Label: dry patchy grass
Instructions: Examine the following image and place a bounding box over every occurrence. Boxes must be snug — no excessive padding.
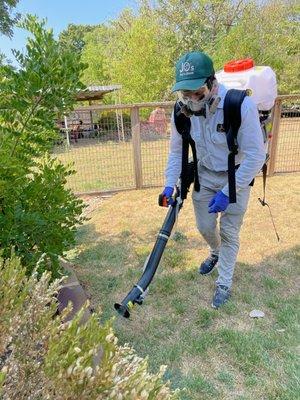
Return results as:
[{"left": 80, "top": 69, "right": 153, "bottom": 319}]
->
[{"left": 68, "top": 173, "right": 300, "bottom": 400}]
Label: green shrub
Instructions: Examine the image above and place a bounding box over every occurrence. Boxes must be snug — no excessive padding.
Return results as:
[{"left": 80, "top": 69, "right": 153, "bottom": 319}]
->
[
  {"left": 0, "top": 15, "right": 86, "bottom": 277},
  {"left": 0, "top": 255, "right": 180, "bottom": 399}
]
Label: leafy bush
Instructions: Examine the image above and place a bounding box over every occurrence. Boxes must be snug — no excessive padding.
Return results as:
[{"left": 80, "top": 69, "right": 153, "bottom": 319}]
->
[
  {"left": 0, "top": 255, "right": 180, "bottom": 399},
  {"left": 0, "top": 15, "right": 86, "bottom": 277}
]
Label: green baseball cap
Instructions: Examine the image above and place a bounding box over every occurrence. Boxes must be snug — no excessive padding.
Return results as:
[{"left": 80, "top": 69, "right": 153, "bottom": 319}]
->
[{"left": 172, "top": 51, "right": 215, "bottom": 92}]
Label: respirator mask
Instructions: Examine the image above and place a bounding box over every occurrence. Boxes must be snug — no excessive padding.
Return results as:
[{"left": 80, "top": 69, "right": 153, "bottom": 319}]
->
[{"left": 178, "top": 78, "right": 220, "bottom": 117}]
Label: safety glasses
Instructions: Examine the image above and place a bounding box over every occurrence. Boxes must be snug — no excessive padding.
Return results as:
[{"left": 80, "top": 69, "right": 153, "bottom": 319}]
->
[{"left": 178, "top": 84, "right": 210, "bottom": 103}]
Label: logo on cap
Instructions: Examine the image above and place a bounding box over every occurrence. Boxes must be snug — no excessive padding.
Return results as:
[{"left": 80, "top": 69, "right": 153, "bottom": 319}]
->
[{"left": 179, "top": 62, "right": 195, "bottom": 76}]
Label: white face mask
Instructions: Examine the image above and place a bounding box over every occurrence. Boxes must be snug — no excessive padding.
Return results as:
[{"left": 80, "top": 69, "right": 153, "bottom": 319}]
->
[
  {"left": 178, "top": 81, "right": 219, "bottom": 115},
  {"left": 178, "top": 85, "right": 210, "bottom": 109}
]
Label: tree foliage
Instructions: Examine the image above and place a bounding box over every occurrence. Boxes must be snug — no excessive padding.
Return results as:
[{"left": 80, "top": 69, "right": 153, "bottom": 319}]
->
[
  {"left": 213, "top": 0, "right": 300, "bottom": 92},
  {"left": 80, "top": 24, "right": 110, "bottom": 86},
  {"left": 81, "top": 7, "right": 174, "bottom": 103},
  {"left": 106, "top": 7, "right": 173, "bottom": 103},
  {"left": 79, "top": 0, "right": 299, "bottom": 97},
  {"left": 154, "top": 0, "right": 251, "bottom": 58},
  {"left": 58, "top": 23, "right": 96, "bottom": 54},
  {"left": 0, "top": 0, "right": 20, "bottom": 37},
  {"left": 0, "top": 15, "right": 86, "bottom": 277}
]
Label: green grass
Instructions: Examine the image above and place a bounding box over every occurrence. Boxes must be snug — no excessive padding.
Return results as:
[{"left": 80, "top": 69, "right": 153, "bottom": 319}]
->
[
  {"left": 68, "top": 173, "right": 300, "bottom": 399},
  {"left": 195, "top": 308, "right": 217, "bottom": 328},
  {"left": 54, "top": 138, "right": 169, "bottom": 192}
]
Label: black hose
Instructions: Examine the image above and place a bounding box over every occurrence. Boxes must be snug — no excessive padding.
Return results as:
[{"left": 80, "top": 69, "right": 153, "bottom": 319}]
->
[
  {"left": 114, "top": 163, "right": 197, "bottom": 319},
  {"left": 114, "top": 199, "right": 180, "bottom": 318}
]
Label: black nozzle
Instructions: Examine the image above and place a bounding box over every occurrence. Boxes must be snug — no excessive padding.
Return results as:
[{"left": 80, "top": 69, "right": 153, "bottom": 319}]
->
[{"left": 114, "top": 303, "right": 131, "bottom": 318}]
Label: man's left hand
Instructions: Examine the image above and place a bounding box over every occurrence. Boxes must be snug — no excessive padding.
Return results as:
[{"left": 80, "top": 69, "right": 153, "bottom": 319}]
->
[{"left": 208, "top": 191, "right": 229, "bottom": 213}]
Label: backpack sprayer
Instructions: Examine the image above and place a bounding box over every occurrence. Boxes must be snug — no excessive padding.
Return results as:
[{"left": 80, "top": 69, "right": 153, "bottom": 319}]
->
[{"left": 216, "top": 59, "right": 280, "bottom": 241}]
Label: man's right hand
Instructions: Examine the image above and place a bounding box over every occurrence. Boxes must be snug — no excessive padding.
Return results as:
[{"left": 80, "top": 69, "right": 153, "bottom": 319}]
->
[{"left": 158, "top": 186, "right": 174, "bottom": 207}]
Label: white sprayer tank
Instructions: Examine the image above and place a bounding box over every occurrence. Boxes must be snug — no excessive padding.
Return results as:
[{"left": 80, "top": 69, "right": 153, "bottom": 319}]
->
[{"left": 216, "top": 59, "right": 277, "bottom": 111}]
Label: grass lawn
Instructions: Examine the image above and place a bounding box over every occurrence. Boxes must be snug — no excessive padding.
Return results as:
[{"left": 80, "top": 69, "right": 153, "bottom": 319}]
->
[
  {"left": 54, "top": 138, "right": 170, "bottom": 193},
  {"left": 67, "top": 173, "right": 300, "bottom": 400}
]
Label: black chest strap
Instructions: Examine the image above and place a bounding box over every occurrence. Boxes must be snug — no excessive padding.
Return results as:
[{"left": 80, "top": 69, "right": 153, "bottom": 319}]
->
[
  {"left": 223, "top": 89, "right": 248, "bottom": 203},
  {"left": 174, "top": 102, "right": 200, "bottom": 200}
]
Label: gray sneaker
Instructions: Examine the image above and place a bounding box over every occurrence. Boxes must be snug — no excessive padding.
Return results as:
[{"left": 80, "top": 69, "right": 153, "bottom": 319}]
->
[
  {"left": 199, "top": 254, "right": 218, "bottom": 275},
  {"left": 212, "top": 285, "right": 231, "bottom": 309}
]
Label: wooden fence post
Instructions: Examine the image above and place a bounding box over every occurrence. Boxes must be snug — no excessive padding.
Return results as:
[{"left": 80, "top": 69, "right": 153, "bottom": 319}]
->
[
  {"left": 131, "top": 106, "right": 143, "bottom": 189},
  {"left": 268, "top": 99, "right": 282, "bottom": 176}
]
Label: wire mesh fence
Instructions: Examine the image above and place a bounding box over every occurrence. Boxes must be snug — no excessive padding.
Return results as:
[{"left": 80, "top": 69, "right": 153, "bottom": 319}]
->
[
  {"left": 271, "top": 96, "right": 300, "bottom": 173},
  {"left": 52, "top": 96, "right": 300, "bottom": 194},
  {"left": 53, "top": 106, "right": 134, "bottom": 192},
  {"left": 53, "top": 103, "right": 174, "bottom": 193},
  {"left": 139, "top": 106, "right": 173, "bottom": 187}
]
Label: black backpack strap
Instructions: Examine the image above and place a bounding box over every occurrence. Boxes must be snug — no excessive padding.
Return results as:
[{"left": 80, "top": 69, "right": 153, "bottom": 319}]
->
[
  {"left": 174, "top": 102, "right": 200, "bottom": 200},
  {"left": 190, "top": 140, "right": 200, "bottom": 192},
  {"left": 174, "top": 101, "right": 191, "bottom": 137},
  {"left": 223, "top": 89, "right": 248, "bottom": 203}
]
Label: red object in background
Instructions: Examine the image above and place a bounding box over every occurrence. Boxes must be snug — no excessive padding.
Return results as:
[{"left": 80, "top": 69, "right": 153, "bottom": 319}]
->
[
  {"left": 148, "top": 107, "right": 167, "bottom": 135},
  {"left": 224, "top": 58, "right": 254, "bottom": 73}
]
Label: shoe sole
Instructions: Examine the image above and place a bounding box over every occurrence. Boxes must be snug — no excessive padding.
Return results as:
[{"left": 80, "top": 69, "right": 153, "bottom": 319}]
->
[
  {"left": 199, "top": 266, "right": 217, "bottom": 276},
  {"left": 211, "top": 298, "right": 230, "bottom": 309},
  {"left": 199, "top": 259, "right": 219, "bottom": 275}
]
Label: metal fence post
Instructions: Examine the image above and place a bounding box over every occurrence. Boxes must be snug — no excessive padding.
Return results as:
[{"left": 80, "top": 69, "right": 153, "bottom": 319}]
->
[
  {"left": 131, "top": 106, "right": 143, "bottom": 189},
  {"left": 268, "top": 99, "right": 282, "bottom": 176},
  {"left": 64, "top": 115, "right": 70, "bottom": 148}
]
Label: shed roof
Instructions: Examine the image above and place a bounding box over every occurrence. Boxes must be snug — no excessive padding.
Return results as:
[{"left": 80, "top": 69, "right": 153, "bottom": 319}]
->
[{"left": 76, "top": 85, "right": 122, "bottom": 101}]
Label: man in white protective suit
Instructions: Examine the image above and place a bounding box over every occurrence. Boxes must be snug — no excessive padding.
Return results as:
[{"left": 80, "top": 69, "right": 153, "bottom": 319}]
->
[{"left": 160, "top": 51, "right": 266, "bottom": 309}]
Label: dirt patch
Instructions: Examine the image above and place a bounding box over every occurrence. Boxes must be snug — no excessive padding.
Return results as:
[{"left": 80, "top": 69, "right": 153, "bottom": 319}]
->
[{"left": 79, "top": 193, "right": 115, "bottom": 218}]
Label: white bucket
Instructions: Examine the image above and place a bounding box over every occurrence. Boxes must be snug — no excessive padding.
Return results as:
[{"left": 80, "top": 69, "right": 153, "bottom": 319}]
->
[{"left": 216, "top": 61, "right": 277, "bottom": 111}]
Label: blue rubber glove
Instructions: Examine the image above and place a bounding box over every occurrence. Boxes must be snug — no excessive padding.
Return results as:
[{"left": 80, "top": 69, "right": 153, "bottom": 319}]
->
[
  {"left": 208, "top": 191, "right": 229, "bottom": 213},
  {"left": 159, "top": 186, "right": 174, "bottom": 207}
]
